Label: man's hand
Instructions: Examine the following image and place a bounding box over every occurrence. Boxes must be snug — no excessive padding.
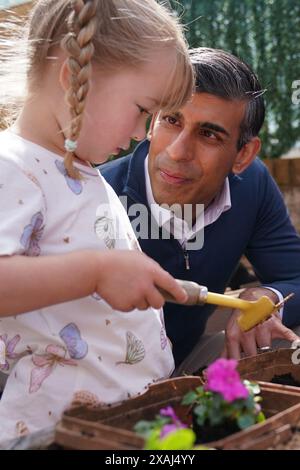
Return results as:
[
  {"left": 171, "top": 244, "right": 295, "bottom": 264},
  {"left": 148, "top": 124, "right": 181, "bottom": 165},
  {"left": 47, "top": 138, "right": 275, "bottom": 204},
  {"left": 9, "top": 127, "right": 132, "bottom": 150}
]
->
[{"left": 222, "top": 287, "right": 300, "bottom": 359}]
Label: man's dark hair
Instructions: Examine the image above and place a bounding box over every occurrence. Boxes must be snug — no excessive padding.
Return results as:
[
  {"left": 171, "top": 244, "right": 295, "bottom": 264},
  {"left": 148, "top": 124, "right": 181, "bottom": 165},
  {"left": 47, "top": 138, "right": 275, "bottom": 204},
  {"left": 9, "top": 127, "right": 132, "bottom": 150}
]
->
[{"left": 189, "top": 48, "right": 266, "bottom": 150}]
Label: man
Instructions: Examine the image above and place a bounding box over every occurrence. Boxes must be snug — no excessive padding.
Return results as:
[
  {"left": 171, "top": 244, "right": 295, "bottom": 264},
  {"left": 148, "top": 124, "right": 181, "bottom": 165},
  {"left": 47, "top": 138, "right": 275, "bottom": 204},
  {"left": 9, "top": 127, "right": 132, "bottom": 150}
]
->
[{"left": 101, "top": 48, "right": 300, "bottom": 373}]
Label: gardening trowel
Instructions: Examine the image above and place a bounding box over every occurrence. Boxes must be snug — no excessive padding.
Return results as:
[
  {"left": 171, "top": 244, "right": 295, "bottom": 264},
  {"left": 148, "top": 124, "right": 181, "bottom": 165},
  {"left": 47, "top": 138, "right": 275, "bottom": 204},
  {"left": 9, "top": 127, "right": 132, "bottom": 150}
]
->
[{"left": 160, "top": 279, "right": 294, "bottom": 332}]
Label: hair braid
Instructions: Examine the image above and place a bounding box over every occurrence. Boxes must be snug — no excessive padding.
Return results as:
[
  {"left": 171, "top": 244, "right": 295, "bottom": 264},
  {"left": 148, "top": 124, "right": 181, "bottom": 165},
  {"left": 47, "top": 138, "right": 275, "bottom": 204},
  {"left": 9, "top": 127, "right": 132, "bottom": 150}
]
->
[{"left": 61, "top": 0, "right": 98, "bottom": 178}]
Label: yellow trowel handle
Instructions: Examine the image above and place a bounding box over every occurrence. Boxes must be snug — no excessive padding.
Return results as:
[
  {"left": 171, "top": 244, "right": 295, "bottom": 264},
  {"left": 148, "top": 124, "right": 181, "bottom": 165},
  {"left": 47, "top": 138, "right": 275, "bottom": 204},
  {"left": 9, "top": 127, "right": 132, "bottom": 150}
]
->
[
  {"left": 161, "top": 279, "right": 252, "bottom": 311},
  {"left": 205, "top": 292, "right": 252, "bottom": 311},
  {"left": 160, "top": 279, "right": 282, "bottom": 332}
]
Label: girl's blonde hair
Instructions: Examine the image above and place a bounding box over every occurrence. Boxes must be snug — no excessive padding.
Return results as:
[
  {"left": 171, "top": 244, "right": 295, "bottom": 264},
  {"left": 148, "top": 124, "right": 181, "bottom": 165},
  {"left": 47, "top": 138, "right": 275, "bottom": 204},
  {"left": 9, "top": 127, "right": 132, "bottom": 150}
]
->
[{"left": 1, "top": 0, "right": 194, "bottom": 178}]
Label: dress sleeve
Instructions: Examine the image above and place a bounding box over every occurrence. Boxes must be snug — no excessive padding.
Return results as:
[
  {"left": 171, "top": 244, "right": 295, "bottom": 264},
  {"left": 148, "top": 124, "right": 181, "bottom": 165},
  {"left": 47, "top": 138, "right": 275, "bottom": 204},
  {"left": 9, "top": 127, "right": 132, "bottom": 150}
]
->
[{"left": 0, "top": 159, "right": 46, "bottom": 256}]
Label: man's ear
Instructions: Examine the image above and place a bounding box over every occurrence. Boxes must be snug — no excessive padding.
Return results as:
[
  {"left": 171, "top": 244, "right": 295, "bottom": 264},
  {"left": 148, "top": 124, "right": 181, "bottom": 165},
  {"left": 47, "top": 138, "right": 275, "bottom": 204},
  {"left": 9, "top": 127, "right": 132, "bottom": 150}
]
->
[
  {"left": 232, "top": 137, "right": 261, "bottom": 174},
  {"left": 147, "top": 112, "right": 160, "bottom": 141},
  {"left": 59, "top": 60, "right": 70, "bottom": 92}
]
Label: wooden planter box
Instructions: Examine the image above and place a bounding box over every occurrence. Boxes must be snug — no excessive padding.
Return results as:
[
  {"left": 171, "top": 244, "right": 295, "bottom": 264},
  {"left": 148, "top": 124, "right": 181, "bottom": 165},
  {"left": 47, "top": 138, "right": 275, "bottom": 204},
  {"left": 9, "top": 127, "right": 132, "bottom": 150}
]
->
[
  {"left": 55, "top": 375, "right": 300, "bottom": 450},
  {"left": 237, "top": 348, "right": 300, "bottom": 384}
]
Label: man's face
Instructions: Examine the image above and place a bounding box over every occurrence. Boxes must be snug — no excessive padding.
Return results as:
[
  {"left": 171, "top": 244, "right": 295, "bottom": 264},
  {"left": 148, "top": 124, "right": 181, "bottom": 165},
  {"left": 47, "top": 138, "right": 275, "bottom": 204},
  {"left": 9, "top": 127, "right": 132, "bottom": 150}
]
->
[{"left": 148, "top": 93, "right": 247, "bottom": 208}]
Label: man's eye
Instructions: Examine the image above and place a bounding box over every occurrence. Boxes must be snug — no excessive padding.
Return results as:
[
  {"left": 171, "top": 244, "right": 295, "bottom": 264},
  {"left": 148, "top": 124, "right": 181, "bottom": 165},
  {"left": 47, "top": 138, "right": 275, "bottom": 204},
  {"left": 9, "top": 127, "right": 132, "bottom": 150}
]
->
[{"left": 200, "top": 129, "right": 217, "bottom": 139}]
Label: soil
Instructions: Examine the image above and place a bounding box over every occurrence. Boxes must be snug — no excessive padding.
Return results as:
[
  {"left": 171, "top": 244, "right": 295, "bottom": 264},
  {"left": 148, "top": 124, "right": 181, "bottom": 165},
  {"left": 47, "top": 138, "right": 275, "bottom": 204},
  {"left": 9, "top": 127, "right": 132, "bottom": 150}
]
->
[
  {"left": 270, "top": 373, "right": 300, "bottom": 387},
  {"left": 192, "top": 415, "right": 240, "bottom": 444}
]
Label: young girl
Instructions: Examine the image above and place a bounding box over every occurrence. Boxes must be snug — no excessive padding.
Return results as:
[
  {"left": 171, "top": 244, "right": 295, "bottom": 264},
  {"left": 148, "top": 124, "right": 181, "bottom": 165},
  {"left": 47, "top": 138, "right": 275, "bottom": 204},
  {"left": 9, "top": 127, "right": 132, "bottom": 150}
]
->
[{"left": 0, "top": 0, "right": 193, "bottom": 441}]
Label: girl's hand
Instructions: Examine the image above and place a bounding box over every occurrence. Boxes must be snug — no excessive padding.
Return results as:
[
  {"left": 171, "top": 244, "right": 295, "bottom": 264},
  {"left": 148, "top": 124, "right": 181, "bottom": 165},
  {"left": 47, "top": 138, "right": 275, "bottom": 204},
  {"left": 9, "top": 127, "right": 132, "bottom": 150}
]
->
[{"left": 94, "top": 250, "right": 187, "bottom": 312}]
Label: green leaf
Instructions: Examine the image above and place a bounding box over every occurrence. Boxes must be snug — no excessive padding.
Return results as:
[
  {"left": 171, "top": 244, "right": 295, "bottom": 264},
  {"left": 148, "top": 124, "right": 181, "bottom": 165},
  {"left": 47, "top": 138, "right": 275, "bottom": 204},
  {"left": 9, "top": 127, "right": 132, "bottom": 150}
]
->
[
  {"left": 256, "top": 411, "right": 266, "bottom": 423},
  {"left": 182, "top": 391, "right": 198, "bottom": 405},
  {"left": 194, "top": 404, "right": 207, "bottom": 426},
  {"left": 244, "top": 395, "right": 256, "bottom": 411},
  {"left": 207, "top": 405, "right": 223, "bottom": 426},
  {"left": 237, "top": 413, "right": 255, "bottom": 430},
  {"left": 134, "top": 416, "right": 170, "bottom": 439},
  {"left": 133, "top": 420, "right": 154, "bottom": 436}
]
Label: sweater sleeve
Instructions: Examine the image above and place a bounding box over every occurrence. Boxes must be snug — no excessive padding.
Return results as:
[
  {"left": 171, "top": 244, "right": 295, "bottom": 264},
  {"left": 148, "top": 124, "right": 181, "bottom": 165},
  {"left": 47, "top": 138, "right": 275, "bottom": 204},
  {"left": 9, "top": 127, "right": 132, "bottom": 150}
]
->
[{"left": 245, "top": 163, "right": 300, "bottom": 328}]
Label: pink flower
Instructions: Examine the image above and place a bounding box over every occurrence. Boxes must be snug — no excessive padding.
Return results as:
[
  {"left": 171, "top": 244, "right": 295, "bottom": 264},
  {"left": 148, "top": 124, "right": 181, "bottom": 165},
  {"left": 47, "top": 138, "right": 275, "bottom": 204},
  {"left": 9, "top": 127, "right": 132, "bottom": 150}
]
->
[
  {"left": 205, "top": 358, "right": 249, "bottom": 402},
  {"left": 159, "top": 406, "right": 187, "bottom": 438},
  {"left": 160, "top": 406, "right": 179, "bottom": 421}
]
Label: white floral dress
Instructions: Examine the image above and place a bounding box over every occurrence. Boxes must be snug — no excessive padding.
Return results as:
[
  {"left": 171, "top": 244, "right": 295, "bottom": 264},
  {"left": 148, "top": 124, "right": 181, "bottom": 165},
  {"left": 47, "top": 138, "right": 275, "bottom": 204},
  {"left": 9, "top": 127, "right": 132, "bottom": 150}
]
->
[{"left": 0, "top": 130, "right": 173, "bottom": 441}]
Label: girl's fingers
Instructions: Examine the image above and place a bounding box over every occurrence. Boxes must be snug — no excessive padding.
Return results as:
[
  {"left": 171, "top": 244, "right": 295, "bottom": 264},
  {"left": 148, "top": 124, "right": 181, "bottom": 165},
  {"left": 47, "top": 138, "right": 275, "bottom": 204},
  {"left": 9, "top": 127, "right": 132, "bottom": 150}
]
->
[
  {"left": 154, "top": 271, "right": 188, "bottom": 304},
  {"left": 146, "top": 288, "right": 165, "bottom": 310}
]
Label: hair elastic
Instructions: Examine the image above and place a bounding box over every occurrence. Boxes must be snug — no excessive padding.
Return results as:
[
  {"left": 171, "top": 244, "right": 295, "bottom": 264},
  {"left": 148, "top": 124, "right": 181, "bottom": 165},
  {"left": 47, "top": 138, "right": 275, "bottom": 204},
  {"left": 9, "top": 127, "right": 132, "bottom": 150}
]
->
[{"left": 64, "top": 139, "right": 78, "bottom": 153}]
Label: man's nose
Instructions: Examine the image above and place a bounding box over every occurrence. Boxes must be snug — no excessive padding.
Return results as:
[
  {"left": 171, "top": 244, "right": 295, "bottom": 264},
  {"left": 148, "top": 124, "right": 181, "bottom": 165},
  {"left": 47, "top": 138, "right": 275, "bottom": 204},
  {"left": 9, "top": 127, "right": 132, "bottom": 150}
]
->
[{"left": 166, "top": 132, "right": 193, "bottom": 162}]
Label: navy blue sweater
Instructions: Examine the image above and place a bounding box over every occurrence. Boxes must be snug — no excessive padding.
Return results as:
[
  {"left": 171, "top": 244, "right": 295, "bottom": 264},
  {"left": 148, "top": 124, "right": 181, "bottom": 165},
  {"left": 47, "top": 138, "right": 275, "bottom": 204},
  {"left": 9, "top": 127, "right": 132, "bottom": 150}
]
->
[{"left": 101, "top": 140, "right": 300, "bottom": 366}]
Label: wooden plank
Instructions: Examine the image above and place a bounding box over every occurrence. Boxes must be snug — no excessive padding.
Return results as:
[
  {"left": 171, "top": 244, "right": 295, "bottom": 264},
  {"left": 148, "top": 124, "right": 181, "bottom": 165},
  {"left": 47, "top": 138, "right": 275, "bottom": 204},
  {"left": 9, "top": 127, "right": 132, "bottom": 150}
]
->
[
  {"left": 291, "top": 159, "right": 300, "bottom": 186},
  {"left": 273, "top": 159, "right": 291, "bottom": 186},
  {"left": 262, "top": 158, "right": 274, "bottom": 176}
]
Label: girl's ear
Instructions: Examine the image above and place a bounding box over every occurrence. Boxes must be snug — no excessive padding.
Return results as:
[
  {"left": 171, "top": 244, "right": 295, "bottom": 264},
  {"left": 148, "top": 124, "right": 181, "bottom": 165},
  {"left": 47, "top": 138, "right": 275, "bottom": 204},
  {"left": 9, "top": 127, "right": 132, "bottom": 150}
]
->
[
  {"left": 232, "top": 137, "right": 261, "bottom": 174},
  {"left": 59, "top": 60, "right": 70, "bottom": 92}
]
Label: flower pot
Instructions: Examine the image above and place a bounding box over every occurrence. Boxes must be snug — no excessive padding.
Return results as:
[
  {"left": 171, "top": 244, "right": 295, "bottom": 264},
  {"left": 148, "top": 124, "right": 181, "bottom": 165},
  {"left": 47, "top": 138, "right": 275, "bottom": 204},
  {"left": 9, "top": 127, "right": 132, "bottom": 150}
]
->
[
  {"left": 237, "top": 348, "right": 300, "bottom": 387},
  {"left": 55, "top": 376, "right": 300, "bottom": 450}
]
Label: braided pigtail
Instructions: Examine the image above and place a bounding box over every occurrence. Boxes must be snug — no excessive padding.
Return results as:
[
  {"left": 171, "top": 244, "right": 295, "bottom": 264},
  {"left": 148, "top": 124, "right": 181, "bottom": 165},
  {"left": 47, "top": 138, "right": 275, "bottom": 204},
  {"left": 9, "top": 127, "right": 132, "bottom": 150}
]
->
[{"left": 61, "top": 0, "right": 98, "bottom": 179}]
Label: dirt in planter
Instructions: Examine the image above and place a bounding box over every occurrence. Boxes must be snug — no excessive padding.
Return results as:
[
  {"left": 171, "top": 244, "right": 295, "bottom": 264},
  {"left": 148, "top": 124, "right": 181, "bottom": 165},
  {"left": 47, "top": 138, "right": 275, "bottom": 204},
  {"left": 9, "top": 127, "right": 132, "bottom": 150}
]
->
[
  {"left": 192, "top": 415, "right": 240, "bottom": 444},
  {"left": 270, "top": 373, "right": 300, "bottom": 387}
]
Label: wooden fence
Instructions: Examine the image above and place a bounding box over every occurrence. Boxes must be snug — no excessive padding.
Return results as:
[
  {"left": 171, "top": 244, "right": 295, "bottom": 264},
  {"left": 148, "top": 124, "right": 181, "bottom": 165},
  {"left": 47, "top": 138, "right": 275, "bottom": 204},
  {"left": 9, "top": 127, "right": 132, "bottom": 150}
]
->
[{"left": 263, "top": 158, "right": 300, "bottom": 233}]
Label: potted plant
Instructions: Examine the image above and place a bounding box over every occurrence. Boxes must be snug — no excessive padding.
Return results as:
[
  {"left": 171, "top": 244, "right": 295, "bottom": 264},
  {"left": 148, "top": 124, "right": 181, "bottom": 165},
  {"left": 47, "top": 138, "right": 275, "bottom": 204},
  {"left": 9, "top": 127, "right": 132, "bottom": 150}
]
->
[
  {"left": 182, "top": 358, "right": 265, "bottom": 444},
  {"left": 134, "top": 358, "right": 265, "bottom": 449},
  {"left": 237, "top": 348, "right": 300, "bottom": 387}
]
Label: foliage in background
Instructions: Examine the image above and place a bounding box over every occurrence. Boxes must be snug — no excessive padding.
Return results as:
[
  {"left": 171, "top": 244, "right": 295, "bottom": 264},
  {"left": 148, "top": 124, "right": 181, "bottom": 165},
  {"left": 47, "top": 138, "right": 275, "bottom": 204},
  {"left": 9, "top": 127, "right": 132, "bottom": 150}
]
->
[{"left": 169, "top": 0, "right": 300, "bottom": 158}]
